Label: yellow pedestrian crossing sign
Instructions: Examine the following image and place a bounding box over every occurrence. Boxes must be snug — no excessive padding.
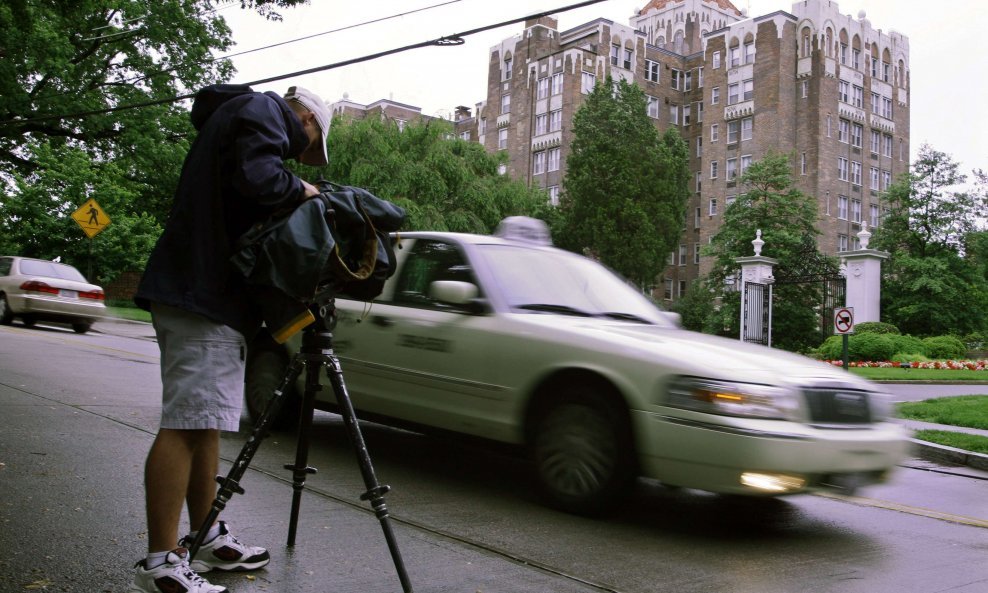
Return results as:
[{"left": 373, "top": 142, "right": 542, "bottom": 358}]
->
[{"left": 71, "top": 198, "right": 111, "bottom": 239}]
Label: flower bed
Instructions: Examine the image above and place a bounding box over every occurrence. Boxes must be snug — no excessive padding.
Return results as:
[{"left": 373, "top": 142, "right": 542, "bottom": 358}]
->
[{"left": 825, "top": 360, "right": 988, "bottom": 370}]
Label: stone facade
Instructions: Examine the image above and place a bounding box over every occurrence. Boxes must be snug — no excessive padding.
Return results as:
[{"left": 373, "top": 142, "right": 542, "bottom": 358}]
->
[{"left": 472, "top": 0, "right": 910, "bottom": 304}]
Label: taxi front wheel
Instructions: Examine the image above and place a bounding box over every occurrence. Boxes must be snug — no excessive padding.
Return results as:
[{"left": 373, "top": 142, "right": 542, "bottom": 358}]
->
[{"left": 531, "top": 383, "right": 636, "bottom": 515}]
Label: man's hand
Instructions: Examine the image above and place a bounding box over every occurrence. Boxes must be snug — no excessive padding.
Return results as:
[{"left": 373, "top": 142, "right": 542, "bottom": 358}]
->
[{"left": 302, "top": 180, "right": 321, "bottom": 198}]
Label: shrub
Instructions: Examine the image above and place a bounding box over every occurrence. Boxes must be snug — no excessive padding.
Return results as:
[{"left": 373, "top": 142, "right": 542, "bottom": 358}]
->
[
  {"left": 922, "top": 336, "right": 967, "bottom": 360},
  {"left": 855, "top": 321, "right": 900, "bottom": 335},
  {"left": 889, "top": 334, "right": 926, "bottom": 358},
  {"left": 890, "top": 353, "right": 931, "bottom": 364},
  {"left": 818, "top": 333, "right": 896, "bottom": 362}
]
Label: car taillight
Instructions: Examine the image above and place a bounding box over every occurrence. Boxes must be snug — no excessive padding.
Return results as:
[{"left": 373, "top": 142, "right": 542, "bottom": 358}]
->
[
  {"left": 80, "top": 289, "right": 104, "bottom": 301},
  {"left": 20, "top": 280, "right": 59, "bottom": 295}
]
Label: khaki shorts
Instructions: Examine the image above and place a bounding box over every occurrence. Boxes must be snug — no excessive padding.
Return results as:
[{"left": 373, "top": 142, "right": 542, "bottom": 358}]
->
[{"left": 151, "top": 303, "right": 246, "bottom": 432}]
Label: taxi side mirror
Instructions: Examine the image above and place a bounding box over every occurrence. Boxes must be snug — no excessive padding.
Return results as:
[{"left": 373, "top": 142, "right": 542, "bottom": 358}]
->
[{"left": 430, "top": 280, "right": 487, "bottom": 313}]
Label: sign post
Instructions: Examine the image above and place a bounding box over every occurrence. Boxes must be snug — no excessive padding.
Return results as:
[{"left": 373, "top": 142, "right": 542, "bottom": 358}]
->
[
  {"left": 71, "top": 199, "right": 111, "bottom": 280},
  {"left": 834, "top": 306, "right": 854, "bottom": 371}
]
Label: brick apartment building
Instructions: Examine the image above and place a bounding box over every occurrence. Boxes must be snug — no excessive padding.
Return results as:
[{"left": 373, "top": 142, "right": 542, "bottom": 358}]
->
[{"left": 470, "top": 0, "right": 910, "bottom": 303}]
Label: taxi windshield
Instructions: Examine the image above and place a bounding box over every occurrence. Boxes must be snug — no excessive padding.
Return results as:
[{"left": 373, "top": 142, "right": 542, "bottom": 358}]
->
[{"left": 475, "top": 244, "right": 673, "bottom": 326}]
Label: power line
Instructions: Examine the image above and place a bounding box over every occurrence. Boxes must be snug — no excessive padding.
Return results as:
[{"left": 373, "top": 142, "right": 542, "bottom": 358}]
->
[{"left": 0, "top": 0, "right": 610, "bottom": 128}]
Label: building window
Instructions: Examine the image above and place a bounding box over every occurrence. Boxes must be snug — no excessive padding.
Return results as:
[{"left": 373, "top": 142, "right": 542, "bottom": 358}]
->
[
  {"left": 696, "top": 136, "right": 702, "bottom": 157},
  {"left": 744, "top": 41, "right": 755, "bottom": 64},
  {"left": 871, "top": 130, "right": 880, "bottom": 154},
  {"left": 712, "top": 51, "right": 721, "bottom": 69},
  {"left": 498, "top": 128, "right": 508, "bottom": 150},
  {"left": 838, "top": 157, "right": 848, "bottom": 181},
  {"left": 535, "top": 114, "right": 548, "bottom": 136},
  {"left": 694, "top": 244, "right": 701, "bottom": 264},
  {"left": 664, "top": 278, "right": 673, "bottom": 300},
  {"left": 710, "top": 123, "right": 719, "bottom": 142},
  {"left": 882, "top": 97, "right": 893, "bottom": 119},
  {"left": 679, "top": 280, "right": 687, "bottom": 297},
  {"left": 883, "top": 61, "right": 891, "bottom": 82},
  {"left": 684, "top": 70, "right": 693, "bottom": 91},
  {"left": 645, "top": 60, "right": 660, "bottom": 83},
  {"left": 671, "top": 69, "right": 682, "bottom": 90},
  {"left": 851, "top": 198, "right": 862, "bottom": 223},
  {"left": 459, "top": 131, "right": 470, "bottom": 141},
  {"left": 852, "top": 85, "right": 864, "bottom": 108},
  {"left": 801, "top": 152, "right": 807, "bottom": 175},
  {"left": 871, "top": 57, "right": 879, "bottom": 78},
  {"left": 709, "top": 198, "right": 718, "bottom": 216},
  {"left": 548, "top": 148, "right": 560, "bottom": 172},
  {"left": 870, "top": 167, "right": 880, "bottom": 190},
  {"left": 837, "top": 195, "right": 849, "bottom": 219},
  {"left": 851, "top": 161, "right": 862, "bottom": 185},
  {"left": 679, "top": 244, "right": 687, "bottom": 266},
  {"left": 683, "top": 104, "right": 691, "bottom": 126},
  {"left": 801, "top": 80, "right": 809, "bottom": 98},
  {"left": 533, "top": 150, "right": 545, "bottom": 175},
  {"left": 882, "top": 170, "right": 892, "bottom": 190},
  {"left": 710, "top": 160, "right": 719, "bottom": 179},
  {"left": 883, "top": 134, "right": 893, "bottom": 157},
  {"left": 623, "top": 47, "right": 633, "bottom": 70},
  {"left": 728, "top": 83, "right": 739, "bottom": 105},
  {"left": 838, "top": 234, "right": 849, "bottom": 252},
  {"left": 537, "top": 77, "right": 549, "bottom": 100},
  {"left": 839, "top": 43, "right": 847, "bottom": 65},
  {"left": 852, "top": 48, "right": 860, "bottom": 70},
  {"left": 647, "top": 96, "right": 659, "bottom": 118},
  {"left": 727, "top": 120, "right": 739, "bottom": 144},
  {"left": 711, "top": 86, "right": 720, "bottom": 105},
  {"left": 504, "top": 57, "right": 512, "bottom": 80},
  {"left": 479, "top": 118, "right": 487, "bottom": 135},
  {"left": 610, "top": 44, "right": 620, "bottom": 65},
  {"left": 695, "top": 171, "right": 702, "bottom": 192},
  {"left": 581, "top": 72, "right": 596, "bottom": 94},
  {"left": 670, "top": 104, "right": 679, "bottom": 126},
  {"left": 549, "top": 109, "right": 562, "bottom": 132},
  {"left": 869, "top": 204, "right": 880, "bottom": 227},
  {"left": 871, "top": 92, "right": 880, "bottom": 115},
  {"left": 726, "top": 194, "right": 737, "bottom": 208},
  {"left": 740, "top": 154, "right": 752, "bottom": 176},
  {"left": 726, "top": 157, "right": 737, "bottom": 180},
  {"left": 741, "top": 117, "right": 753, "bottom": 141},
  {"left": 838, "top": 81, "right": 849, "bottom": 103},
  {"left": 698, "top": 66, "right": 704, "bottom": 88},
  {"left": 838, "top": 118, "right": 849, "bottom": 143},
  {"left": 851, "top": 123, "right": 863, "bottom": 148},
  {"left": 694, "top": 207, "right": 701, "bottom": 228},
  {"left": 697, "top": 101, "right": 704, "bottom": 122},
  {"left": 501, "top": 93, "right": 510, "bottom": 114},
  {"left": 548, "top": 185, "right": 560, "bottom": 206},
  {"left": 551, "top": 73, "right": 564, "bottom": 95},
  {"left": 730, "top": 45, "right": 741, "bottom": 67}
]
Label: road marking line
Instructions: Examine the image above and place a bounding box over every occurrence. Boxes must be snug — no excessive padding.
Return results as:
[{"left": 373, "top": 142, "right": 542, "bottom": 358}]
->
[{"left": 816, "top": 491, "right": 988, "bottom": 529}]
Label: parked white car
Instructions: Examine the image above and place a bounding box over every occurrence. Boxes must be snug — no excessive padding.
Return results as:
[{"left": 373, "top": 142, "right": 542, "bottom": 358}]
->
[
  {"left": 0, "top": 256, "right": 106, "bottom": 334},
  {"left": 245, "top": 219, "right": 909, "bottom": 514}
]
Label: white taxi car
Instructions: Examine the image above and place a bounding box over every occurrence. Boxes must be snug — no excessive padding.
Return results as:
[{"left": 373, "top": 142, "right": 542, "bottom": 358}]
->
[
  {"left": 0, "top": 256, "right": 106, "bottom": 334},
  {"left": 245, "top": 218, "right": 909, "bottom": 514}
]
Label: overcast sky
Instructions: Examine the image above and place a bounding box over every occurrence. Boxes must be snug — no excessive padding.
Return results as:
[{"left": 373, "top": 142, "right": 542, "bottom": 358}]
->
[{"left": 220, "top": 0, "right": 985, "bottom": 180}]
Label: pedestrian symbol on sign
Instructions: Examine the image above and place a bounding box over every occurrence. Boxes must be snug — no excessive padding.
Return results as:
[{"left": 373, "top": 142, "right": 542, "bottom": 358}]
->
[{"left": 834, "top": 307, "right": 854, "bottom": 335}]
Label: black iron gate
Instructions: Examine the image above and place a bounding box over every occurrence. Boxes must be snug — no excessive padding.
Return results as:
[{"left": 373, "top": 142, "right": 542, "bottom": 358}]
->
[
  {"left": 742, "top": 281, "right": 770, "bottom": 345},
  {"left": 772, "top": 246, "right": 846, "bottom": 343}
]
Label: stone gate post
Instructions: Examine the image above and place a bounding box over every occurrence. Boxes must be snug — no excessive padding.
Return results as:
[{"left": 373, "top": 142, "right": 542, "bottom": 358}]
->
[{"left": 841, "top": 223, "right": 888, "bottom": 323}]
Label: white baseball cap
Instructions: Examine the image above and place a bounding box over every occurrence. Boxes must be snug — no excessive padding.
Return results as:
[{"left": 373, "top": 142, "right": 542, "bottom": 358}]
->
[{"left": 284, "top": 86, "right": 331, "bottom": 166}]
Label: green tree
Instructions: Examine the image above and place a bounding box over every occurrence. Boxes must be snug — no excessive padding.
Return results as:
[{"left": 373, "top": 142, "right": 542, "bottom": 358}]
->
[
  {"left": 324, "top": 115, "right": 554, "bottom": 233},
  {"left": 0, "top": 0, "right": 309, "bottom": 282},
  {"left": 556, "top": 77, "right": 690, "bottom": 288},
  {"left": 705, "top": 152, "right": 834, "bottom": 351},
  {"left": 872, "top": 145, "right": 988, "bottom": 336}
]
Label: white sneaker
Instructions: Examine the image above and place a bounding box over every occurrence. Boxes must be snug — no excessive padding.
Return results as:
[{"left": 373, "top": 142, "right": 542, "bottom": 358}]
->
[
  {"left": 130, "top": 547, "right": 226, "bottom": 593},
  {"left": 181, "top": 521, "right": 270, "bottom": 573}
]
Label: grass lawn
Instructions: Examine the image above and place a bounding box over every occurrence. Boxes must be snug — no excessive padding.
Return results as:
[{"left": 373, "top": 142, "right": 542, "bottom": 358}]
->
[
  {"left": 104, "top": 305, "right": 151, "bottom": 323},
  {"left": 912, "top": 430, "right": 988, "bottom": 455},
  {"left": 848, "top": 367, "right": 988, "bottom": 382}
]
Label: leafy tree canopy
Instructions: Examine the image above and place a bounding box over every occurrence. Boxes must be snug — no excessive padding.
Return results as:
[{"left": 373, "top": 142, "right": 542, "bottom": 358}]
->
[
  {"left": 557, "top": 77, "right": 690, "bottom": 288},
  {"left": 323, "top": 115, "right": 555, "bottom": 233}
]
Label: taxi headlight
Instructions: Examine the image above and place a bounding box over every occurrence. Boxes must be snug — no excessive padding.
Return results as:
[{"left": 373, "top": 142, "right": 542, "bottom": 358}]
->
[{"left": 666, "top": 376, "right": 800, "bottom": 420}]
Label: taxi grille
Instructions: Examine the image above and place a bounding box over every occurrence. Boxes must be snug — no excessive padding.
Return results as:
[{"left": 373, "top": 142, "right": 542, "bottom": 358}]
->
[{"left": 803, "top": 389, "right": 872, "bottom": 424}]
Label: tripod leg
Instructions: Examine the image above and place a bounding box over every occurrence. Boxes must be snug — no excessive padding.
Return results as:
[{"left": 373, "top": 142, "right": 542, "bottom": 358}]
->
[
  {"left": 285, "top": 358, "right": 322, "bottom": 546},
  {"left": 325, "top": 356, "right": 413, "bottom": 593},
  {"left": 187, "top": 354, "right": 305, "bottom": 560}
]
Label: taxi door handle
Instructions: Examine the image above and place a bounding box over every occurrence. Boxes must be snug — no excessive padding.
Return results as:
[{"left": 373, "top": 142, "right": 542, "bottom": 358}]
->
[{"left": 371, "top": 315, "right": 395, "bottom": 328}]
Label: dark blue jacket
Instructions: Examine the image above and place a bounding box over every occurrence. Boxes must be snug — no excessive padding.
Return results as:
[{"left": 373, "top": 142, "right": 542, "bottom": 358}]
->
[{"left": 135, "top": 84, "right": 310, "bottom": 336}]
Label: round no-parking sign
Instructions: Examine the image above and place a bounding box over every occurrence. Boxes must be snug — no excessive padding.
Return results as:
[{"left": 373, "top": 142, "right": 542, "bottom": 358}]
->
[{"left": 834, "top": 307, "right": 854, "bottom": 335}]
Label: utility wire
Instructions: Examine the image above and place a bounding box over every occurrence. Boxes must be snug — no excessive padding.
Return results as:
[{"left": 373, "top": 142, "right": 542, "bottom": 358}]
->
[{"left": 0, "top": 0, "right": 609, "bottom": 127}]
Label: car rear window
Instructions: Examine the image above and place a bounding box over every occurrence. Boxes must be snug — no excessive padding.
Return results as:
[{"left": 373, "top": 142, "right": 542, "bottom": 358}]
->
[{"left": 19, "top": 260, "right": 88, "bottom": 282}]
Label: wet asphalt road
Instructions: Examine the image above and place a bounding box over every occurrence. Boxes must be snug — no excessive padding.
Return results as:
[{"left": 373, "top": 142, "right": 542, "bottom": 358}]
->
[{"left": 2, "top": 319, "right": 988, "bottom": 593}]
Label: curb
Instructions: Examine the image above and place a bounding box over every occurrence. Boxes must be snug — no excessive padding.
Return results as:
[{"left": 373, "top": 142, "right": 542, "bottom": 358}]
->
[{"left": 910, "top": 438, "right": 988, "bottom": 472}]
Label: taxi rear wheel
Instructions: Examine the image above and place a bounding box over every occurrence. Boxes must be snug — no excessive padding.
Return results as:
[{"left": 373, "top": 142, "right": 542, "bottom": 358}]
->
[
  {"left": 531, "top": 383, "right": 636, "bottom": 515},
  {"left": 0, "top": 294, "right": 13, "bottom": 325}
]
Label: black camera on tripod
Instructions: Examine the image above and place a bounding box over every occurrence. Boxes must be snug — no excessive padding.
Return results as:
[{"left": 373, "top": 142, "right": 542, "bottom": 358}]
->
[{"left": 231, "top": 180, "right": 406, "bottom": 343}]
